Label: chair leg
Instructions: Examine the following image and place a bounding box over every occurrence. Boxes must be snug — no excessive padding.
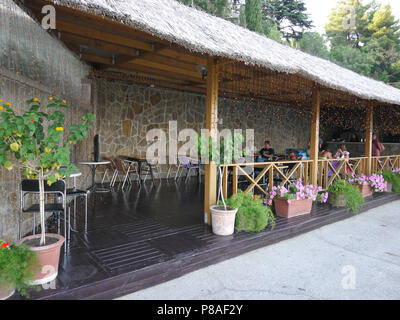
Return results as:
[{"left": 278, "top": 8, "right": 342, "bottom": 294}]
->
[
  {"left": 64, "top": 208, "right": 67, "bottom": 253},
  {"left": 33, "top": 213, "right": 36, "bottom": 235},
  {"left": 175, "top": 164, "right": 181, "bottom": 180},
  {"left": 185, "top": 168, "right": 191, "bottom": 181},
  {"left": 101, "top": 169, "right": 108, "bottom": 184},
  {"left": 122, "top": 170, "right": 130, "bottom": 189},
  {"left": 85, "top": 194, "right": 88, "bottom": 233},
  {"left": 19, "top": 212, "right": 22, "bottom": 240}
]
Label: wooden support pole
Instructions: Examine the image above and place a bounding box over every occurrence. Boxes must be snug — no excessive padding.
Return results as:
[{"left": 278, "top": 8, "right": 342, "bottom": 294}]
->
[
  {"left": 310, "top": 86, "right": 320, "bottom": 186},
  {"left": 204, "top": 57, "right": 219, "bottom": 225},
  {"left": 365, "top": 104, "right": 374, "bottom": 175}
]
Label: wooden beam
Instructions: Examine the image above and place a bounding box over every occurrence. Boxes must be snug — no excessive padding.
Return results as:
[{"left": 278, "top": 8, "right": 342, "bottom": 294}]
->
[
  {"left": 204, "top": 57, "right": 219, "bottom": 225},
  {"left": 365, "top": 104, "right": 374, "bottom": 175},
  {"left": 310, "top": 85, "right": 321, "bottom": 186},
  {"left": 56, "top": 20, "right": 154, "bottom": 51}
]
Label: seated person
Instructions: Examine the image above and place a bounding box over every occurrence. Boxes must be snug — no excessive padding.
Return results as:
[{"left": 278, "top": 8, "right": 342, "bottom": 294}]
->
[
  {"left": 318, "top": 143, "right": 333, "bottom": 160},
  {"left": 334, "top": 144, "right": 350, "bottom": 159},
  {"left": 257, "top": 141, "right": 274, "bottom": 162},
  {"left": 244, "top": 140, "right": 259, "bottom": 157},
  {"left": 288, "top": 149, "right": 297, "bottom": 161}
]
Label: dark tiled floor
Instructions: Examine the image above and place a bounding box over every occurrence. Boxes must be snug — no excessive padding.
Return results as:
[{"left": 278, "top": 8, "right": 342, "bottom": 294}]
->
[{"left": 11, "top": 178, "right": 400, "bottom": 300}]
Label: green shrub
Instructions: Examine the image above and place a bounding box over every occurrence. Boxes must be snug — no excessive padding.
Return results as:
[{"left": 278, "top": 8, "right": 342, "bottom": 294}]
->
[
  {"left": 328, "top": 179, "right": 364, "bottom": 214},
  {"left": 0, "top": 241, "right": 40, "bottom": 298},
  {"left": 381, "top": 169, "right": 400, "bottom": 193},
  {"left": 223, "top": 191, "right": 275, "bottom": 232}
]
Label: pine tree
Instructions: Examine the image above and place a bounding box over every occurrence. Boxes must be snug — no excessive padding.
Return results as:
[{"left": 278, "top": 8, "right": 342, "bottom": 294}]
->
[{"left": 245, "top": 0, "right": 263, "bottom": 33}]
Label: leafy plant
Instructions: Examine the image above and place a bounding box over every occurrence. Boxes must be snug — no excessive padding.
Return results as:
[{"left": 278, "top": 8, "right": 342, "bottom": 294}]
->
[
  {"left": 328, "top": 179, "right": 364, "bottom": 214},
  {"left": 0, "top": 240, "right": 40, "bottom": 298},
  {"left": 380, "top": 169, "right": 400, "bottom": 193},
  {"left": 223, "top": 191, "right": 275, "bottom": 232},
  {"left": 198, "top": 132, "right": 245, "bottom": 210},
  {"left": 0, "top": 97, "right": 95, "bottom": 245}
]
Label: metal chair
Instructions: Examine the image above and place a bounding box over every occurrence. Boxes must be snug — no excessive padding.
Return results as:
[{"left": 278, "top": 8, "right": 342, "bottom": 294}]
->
[
  {"left": 100, "top": 157, "right": 116, "bottom": 184},
  {"left": 143, "top": 158, "right": 161, "bottom": 182},
  {"left": 176, "top": 156, "right": 200, "bottom": 181},
  {"left": 111, "top": 157, "right": 140, "bottom": 188},
  {"left": 19, "top": 179, "right": 68, "bottom": 252}
]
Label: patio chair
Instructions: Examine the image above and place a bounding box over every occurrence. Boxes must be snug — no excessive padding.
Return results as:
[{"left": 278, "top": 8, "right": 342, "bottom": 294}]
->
[
  {"left": 143, "top": 158, "right": 161, "bottom": 183},
  {"left": 176, "top": 156, "right": 200, "bottom": 182},
  {"left": 19, "top": 179, "right": 68, "bottom": 252},
  {"left": 100, "top": 157, "right": 116, "bottom": 184},
  {"left": 111, "top": 157, "right": 140, "bottom": 189}
]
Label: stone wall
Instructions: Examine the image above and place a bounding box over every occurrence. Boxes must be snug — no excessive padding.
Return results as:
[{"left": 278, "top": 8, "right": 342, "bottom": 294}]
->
[{"left": 95, "top": 78, "right": 311, "bottom": 178}]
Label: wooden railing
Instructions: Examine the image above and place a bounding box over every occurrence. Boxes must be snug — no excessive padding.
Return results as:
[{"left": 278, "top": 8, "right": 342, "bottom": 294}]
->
[
  {"left": 219, "top": 155, "right": 400, "bottom": 198},
  {"left": 372, "top": 155, "right": 400, "bottom": 172}
]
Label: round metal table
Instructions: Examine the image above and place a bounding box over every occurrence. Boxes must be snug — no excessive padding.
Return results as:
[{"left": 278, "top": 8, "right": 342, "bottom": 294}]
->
[{"left": 78, "top": 161, "right": 110, "bottom": 193}]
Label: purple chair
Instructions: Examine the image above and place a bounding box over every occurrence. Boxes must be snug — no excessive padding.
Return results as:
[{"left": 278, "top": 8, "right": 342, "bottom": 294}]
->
[{"left": 177, "top": 156, "right": 200, "bottom": 182}]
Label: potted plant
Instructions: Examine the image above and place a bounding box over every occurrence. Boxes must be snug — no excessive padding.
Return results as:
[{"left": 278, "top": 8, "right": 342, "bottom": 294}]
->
[
  {"left": 380, "top": 169, "right": 400, "bottom": 193},
  {"left": 198, "top": 133, "right": 245, "bottom": 236},
  {"left": 327, "top": 179, "right": 364, "bottom": 213},
  {"left": 0, "top": 240, "right": 40, "bottom": 299},
  {"left": 267, "top": 179, "right": 329, "bottom": 218},
  {"left": 348, "top": 173, "right": 387, "bottom": 197},
  {"left": 223, "top": 191, "right": 275, "bottom": 233},
  {"left": 0, "top": 97, "right": 95, "bottom": 284}
]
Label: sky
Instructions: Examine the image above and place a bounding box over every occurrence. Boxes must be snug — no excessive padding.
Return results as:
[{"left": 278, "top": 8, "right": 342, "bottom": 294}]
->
[{"left": 303, "top": 0, "right": 400, "bottom": 33}]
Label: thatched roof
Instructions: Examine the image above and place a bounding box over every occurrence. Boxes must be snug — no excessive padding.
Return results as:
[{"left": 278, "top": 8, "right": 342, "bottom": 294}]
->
[{"left": 50, "top": 0, "right": 400, "bottom": 106}]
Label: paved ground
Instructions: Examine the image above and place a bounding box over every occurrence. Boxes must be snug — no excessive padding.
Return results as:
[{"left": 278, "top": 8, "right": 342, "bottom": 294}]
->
[{"left": 118, "top": 200, "right": 400, "bottom": 300}]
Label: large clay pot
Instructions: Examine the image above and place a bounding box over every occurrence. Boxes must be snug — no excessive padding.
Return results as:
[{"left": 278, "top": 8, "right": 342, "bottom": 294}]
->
[
  {"left": 356, "top": 184, "right": 373, "bottom": 198},
  {"left": 331, "top": 193, "right": 346, "bottom": 208},
  {"left": 210, "top": 205, "right": 238, "bottom": 236},
  {"left": 17, "top": 233, "right": 64, "bottom": 285},
  {"left": 274, "top": 198, "right": 313, "bottom": 218},
  {"left": 0, "top": 284, "right": 15, "bottom": 300}
]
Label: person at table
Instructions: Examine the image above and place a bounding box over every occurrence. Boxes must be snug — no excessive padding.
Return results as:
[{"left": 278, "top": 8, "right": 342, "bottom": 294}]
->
[
  {"left": 372, "top": 133, "right": 385, "bottom": 157},
  {"left": 318, "top": 143, "right": 333, "bottom": 160},
  {"left": 350, "top": 133, "right": 359, "bottom": 142},
  {"left": 244, "top": 140, "right": 259, "bottom": 157},
  {"left": 334, "top": 144, "right": 350, "bottom": 159},
  {"left": 257, "top": 141, "right": 274, "bottom": 162}
]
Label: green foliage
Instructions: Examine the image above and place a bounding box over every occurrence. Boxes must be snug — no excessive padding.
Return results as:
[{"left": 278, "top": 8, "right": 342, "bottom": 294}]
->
[
  {"left": 224, "top": 191, "right": 275, "bottom": 232},
  {"left": 197, "top": 132, "right": 245, "bottom": 165},
  {"left": 328, "top": 179, "right": 364, "bottom": 213},
  {"left": 0, "top": 241, "right": 40, "bottom": 298},
  {"left": 298, "top": 32, "right": 330, "bottom": 59},
  {"left": 325, "top": 0, "right": 400, "bottom": 84},
  {"left": 262, "top": 0, "right": 313, "bottom": 41},
  {"left": 245, "top": 0, "right": 263, "bottom": 33},
  {"left": 0, "top": 97, "right": 95, "bottom": 184},
  {"left": 381, "top": 169, "right": 400, "bottom": 193},
  {"left": 178, "top": 0, "right": 230, "bottom": 17}
]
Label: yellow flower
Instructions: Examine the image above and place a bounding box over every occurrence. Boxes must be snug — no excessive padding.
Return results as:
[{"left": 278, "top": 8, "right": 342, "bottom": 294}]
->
[
  {"left": 56, "top": 127, "right": 64, "bottom": 132},
  {"left": 5, "top": 103, "right": 11, "bottom": 107},
  {"left": 54, "top": 173, "right": 61, "bottom": 180},
  {"left": 10, "top": 142, "right": 19, "bottom": 152},
  {"left": 0, "top": 99, "right": 2, "bottom": 102},
  {"left": 14, "top": 109, "right": 18, "bottom": 113},
  {"left": 62, "top": 100, "right": 66, "bottom": 104},
  {"left": 45, "top": 147, "right": 52, "bottom": 154},
  {"left": 0, "top": 106, "right": 3, "bottom": 111},
  {"left": 49, "top": 97, "right": 53, "bottom": 100},
  {"left": 33, "top": 98, "right": 38, "bottom": 102}
]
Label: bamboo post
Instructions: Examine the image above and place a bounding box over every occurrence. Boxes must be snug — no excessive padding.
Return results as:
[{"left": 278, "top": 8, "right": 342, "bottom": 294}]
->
[
  {"left": 365, "top": 104, "right": 373, "bottom": 176},
  {"left": 310, "top": 86, "right": 320, "bottom": 186},
  {"left": 204, "top": 57, "right": 219, "bottom": 225}
]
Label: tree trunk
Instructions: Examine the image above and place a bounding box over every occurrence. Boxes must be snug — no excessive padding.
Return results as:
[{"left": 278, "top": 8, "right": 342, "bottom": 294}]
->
[{"left": 39, "top": 168, "right": 46, "bottom": 246}]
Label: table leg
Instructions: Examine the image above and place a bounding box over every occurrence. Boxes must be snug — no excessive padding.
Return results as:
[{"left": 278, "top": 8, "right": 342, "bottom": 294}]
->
[{"left": 148, "top": 162, "right": 155, "bottom": 184}]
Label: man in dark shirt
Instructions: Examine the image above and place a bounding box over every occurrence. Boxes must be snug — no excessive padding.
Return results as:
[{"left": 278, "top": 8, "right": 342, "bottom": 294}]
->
[{"left": 258, "top": 141, "right": 275, "bottom": 162}]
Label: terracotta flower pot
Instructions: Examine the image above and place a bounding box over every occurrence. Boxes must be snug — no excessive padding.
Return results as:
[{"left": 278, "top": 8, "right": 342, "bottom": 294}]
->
[
  {"left": 210, "top": 205, "right": 238, "bottom": 236},
  {"left": 274, "top": 198, "right": 313, "bottom": 218},
  {"left": 356, "top": 184, "right": 373, "bottom": 198},
  {"left": 17, "top": 233, "right": 64, "bottom": 285},
  {"left": 0, "top": 284, "right": 15, "bottom": 300},
  {"left": 331, "top": 193, "right": 346, "bottom": 208}
]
